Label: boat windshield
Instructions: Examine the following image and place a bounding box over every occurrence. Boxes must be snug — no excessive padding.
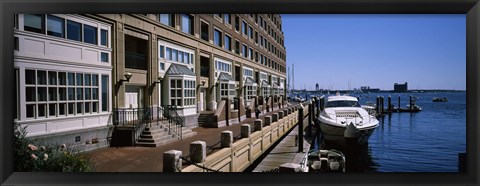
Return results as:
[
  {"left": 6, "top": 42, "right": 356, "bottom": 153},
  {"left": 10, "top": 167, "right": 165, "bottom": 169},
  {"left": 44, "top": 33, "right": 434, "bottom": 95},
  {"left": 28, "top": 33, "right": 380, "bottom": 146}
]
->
[{"left": 326, "top": 100, "right": 361, "bottom": 108}]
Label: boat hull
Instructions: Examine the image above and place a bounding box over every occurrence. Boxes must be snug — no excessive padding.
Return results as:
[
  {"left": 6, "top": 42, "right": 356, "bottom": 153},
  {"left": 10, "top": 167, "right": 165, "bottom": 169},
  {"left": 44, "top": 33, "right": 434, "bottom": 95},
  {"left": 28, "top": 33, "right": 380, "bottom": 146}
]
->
[{"left": 319, "top": 122, "right": 376, "bottom": 145}]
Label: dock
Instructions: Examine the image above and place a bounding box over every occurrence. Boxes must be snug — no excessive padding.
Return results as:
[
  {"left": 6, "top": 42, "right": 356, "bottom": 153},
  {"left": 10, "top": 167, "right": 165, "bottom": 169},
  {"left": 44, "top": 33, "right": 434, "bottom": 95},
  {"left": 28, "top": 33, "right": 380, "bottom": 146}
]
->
[{"left": 252, "top": 117, "right": 310, "bottom": 172}]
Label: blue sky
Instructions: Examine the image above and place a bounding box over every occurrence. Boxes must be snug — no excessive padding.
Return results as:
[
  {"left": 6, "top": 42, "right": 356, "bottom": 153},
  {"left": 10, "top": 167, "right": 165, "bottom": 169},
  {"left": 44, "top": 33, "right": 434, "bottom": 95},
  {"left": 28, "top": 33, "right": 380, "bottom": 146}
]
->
[{"left": 282, "top": 14, "right": 466, "bottom": 91}]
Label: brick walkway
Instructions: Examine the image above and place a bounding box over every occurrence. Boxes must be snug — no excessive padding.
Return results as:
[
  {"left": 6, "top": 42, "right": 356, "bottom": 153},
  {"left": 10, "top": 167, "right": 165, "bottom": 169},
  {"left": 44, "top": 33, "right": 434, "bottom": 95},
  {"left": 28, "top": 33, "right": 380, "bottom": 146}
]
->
[{"left": 88, "top": 105, "right": 294, "bottom": 172}]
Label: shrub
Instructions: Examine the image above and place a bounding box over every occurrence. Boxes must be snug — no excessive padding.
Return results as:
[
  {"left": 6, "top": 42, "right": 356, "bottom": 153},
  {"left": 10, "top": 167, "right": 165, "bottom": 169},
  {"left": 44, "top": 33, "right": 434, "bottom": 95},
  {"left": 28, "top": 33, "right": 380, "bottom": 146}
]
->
[{"left": 14, "top": 123, "right": 94, "bottom": 172}]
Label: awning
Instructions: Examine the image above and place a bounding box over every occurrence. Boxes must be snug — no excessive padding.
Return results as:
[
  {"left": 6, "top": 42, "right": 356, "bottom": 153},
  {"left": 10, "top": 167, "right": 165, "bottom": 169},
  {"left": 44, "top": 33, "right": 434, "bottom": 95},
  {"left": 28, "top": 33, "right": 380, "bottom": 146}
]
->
[
  {"left": 272, "top": 82, "right": 279, "bottom": 88},
  {"left": 165, "top": 63, "right": 195, "bottom": 76},
  {"left": 261, "top": 80, "right": 270, "bottom": 87},
  {"left": 218, "top": 72, "right": 234, "bottom": 81},
  {"left": 244, "top": 77, "right": 256, "bottom": 86}
]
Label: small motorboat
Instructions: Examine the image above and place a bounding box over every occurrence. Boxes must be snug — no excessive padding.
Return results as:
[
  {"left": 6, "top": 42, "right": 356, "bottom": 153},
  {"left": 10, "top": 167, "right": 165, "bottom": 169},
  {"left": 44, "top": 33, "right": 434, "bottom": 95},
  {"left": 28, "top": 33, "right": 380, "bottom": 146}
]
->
[
  {"left": 432, "top": 97, "right": 448, "bottom": 102},
  {"left": 307, "top": 149, "right": 346, "bottom": 172}
]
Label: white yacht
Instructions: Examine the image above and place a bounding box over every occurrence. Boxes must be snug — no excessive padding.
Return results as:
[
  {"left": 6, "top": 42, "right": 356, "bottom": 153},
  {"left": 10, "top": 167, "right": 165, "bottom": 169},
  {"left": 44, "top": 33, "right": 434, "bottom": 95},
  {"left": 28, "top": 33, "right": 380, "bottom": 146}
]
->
[{"left": 317, "top": 94, "right": 379, "bottom": 145}]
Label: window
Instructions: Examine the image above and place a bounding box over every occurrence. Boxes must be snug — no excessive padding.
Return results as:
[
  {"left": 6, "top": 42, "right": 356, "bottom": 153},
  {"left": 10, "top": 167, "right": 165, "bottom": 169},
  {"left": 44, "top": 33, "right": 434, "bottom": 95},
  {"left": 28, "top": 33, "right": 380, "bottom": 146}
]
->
[
  {"left": 235, "top": 15, "right": 240, "bottom": 31},
  {"left": 224, "top": 35, "right": 231, "bottom": 51},
  {"left": 255, "top": 51, "right": 258, "bottom": 62},
  {"left": 25, "top": 70, "right": 103, "bottom": 119},
  {"left": 183, "top": 80, "right": 196, "bottom": 107},
  {"left": 159, "top": 45, "right": 165, "bottom": 58},
  {"left": 24, "top": 14, "right": 44, "bottom": 34},
  {"left": 101, "top": 75, "right": 109, "bottom": 112},
  {"left": 220, "top": 83, "right": 229, "bottom": 98},
  {"left": 159, "top": 14, "right": 175, "bottom": 27},
  {"left": 83, "top": 25, "right": 97, "bottom": 45},
  {"left": 235, "top": 40, "right": 240, "bottom": 55},
  {"left": 200, "top": 21, "right": 209, "bottom": 42},
  {"left": 249, "top": 48, "right": 253, "bottom": 60},
  {"left": 170, "top": 79, "right": 182, "bottom": 106},
  {"left": 181, "top": 14, "right": 193, "bottom": 35},
  {"left": 101, "top": 52, "right": 109, "bottom": 62},
  {"left": 248, "top": 26, "right": 253, "bottom": 39},
  {"left": 67, "top": 20, "right": 82, "bottom": 41},
  {"left": 245, "top": 85, "right": 256, "bottom": 101},
  {"left": 47, "top": 15, "right": 64, "bottom": 38},
  {"left": 160, "top": 62, "right": 165, "bottom": 70},
  {"left": 224, "top": 14, "right": 231, "bottom": 25},
  {"left": 215, "top": 60, "right": 231, "bottom": 72},
  {"left": 255, "top": 31, "right": 258, "bottom": 44},
  {"left": 214, "top": 29, "right": 222, "bottom": 47},
  {"left": 242, "top": 21, "right": 247, "bottom": 36},
  {"left": 242, "top": 44, "right": 248, "bottom": 58},
  {"left": 100, "top": 29, "right": 108, "bottom": 46}
]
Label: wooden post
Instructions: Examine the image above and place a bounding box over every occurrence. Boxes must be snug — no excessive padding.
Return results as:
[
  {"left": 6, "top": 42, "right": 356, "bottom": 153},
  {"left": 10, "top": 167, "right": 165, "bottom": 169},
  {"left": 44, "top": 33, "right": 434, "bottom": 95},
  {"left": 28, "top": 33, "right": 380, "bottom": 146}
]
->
[
  {"left": 398, "top": 95, "right": 401, "bottom": 110},
  {"left": 298, "top": 106, "right": 304, "bottom": 152},
  {"left": 388, "top": 96, "right": 392, "bottom": 112},
  {"left": 409, "top": 95, "right": 413, "bottom": 110}
]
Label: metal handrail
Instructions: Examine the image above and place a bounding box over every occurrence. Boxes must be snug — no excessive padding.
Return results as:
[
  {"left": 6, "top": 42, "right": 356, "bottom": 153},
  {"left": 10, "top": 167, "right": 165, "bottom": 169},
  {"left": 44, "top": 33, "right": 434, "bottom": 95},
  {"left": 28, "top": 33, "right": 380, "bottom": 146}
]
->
[
  {"left": 159, "top": 105, "right": 183, "bottom": 140},
  {"left": 112, "top": 107, "right": 151, "bottom": 146}
]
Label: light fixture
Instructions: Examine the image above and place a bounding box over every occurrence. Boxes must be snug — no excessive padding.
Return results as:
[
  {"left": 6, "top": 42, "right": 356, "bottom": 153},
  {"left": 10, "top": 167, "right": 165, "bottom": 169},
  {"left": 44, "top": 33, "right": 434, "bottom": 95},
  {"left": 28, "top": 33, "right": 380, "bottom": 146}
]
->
[
  {"left": 201, "top": 80, "right": 206, "bottom": 86},
  {"left": 119, "top": 73, "right": 132, "bottom": 84},
  {"left": 215, "top": 81, "right": 220, "bottom": 87},
  {"left": 155, "top": 75, "right": 163, "bottom": 84}
]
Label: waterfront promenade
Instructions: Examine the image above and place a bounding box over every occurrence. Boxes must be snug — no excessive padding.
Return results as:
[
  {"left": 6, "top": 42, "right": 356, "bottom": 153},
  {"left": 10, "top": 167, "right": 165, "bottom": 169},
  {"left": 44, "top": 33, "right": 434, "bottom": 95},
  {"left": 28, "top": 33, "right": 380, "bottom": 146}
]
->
[{"left": 88, "top": 103, "right": 295, "bottom": 172}]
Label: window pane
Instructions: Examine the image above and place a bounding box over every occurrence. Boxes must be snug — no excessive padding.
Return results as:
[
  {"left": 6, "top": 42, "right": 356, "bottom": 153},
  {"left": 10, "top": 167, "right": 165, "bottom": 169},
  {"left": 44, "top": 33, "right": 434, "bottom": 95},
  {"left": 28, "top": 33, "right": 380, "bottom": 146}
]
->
[
  {"left": 26, "top": 104, "right": 35, "bottom": 118},
  {"left": 84, "top": 25, "right": 97, "bottom": 45},
  {"left": 177, "top": 79, "right": 182, "bottom": 88},
  {"left": 92, "top": 74, "right": 98, "bottom": 86},
  {"left": 68, "top": 72, "right": 75, "bottom": 85},
  {"left": 38, "top": 104, "right": 46, "bottom": 117},
  {"left": 184, "top": 53, "right": 189, "bottom": 64},
  {"left": 101, "top": 52, "right": 109, "bottom": 62},
  {"left": 84, "top": 74, "right": 91, "bottom": 86},
  {"left": 92, "top": 102, "right": 98, "bottom": 113},
  {"left": 68, "top": 103, "right": 75, "bottom": 115},
  {"left": 85, "top": 102, "right": 91, "bottom": 113},
  {"left": 38, "top": 87, "right": 47, "bottom": 101},
  {"left": 26, "top": 87, "right": 36, "bottom": 102},
  {"left": 101, "top": 75, "right": 109, "bottom": 111},
  {"left": 59, "top": 87, "right": 66, "bottom": 101},
  {"left": 48, "top": 87, "right": 57, "bottom": 101},
  {"left": 68, "top": 87, "right": 75, "bottom": 100},
  {"left": 67, "top": 20, "right": 82, "bottom": 41},
  {"left": 47, "top": 15, "right": 65, "bottom": 38},
  {"left": 224, "top": 35, "right": 231, "bottom": 50},
  {"left": 159, "top": 45, "right": 165, "bottom": 58},
  {"left": 201, "top": 21, "right": 209, "bottom": 41},
  {"left": 160, "top": 62, "right": 165, "bottom": 70},
  {"left": 77, "top": 102, "right": 83, "bottom": 114},
  {"left": 178, "top": 51, "right": 184, "bottom": 62},
  {"left": 59, "top": 103, "right": 66, "bottom": 116},
  {"left": 100, "top": 29, "right": 108, "bottom": 46},
  {"left": 214, "top": 29, "right": 221, "bottom": 47},
  {"left": 172, "top": 49, "right": 178, "bottom": 61},
  {"left": 166, "top": 48, "right": 171, "bottom": 60},
  {"left": 24, "top": 14, "right": 44, "bottom": 34},
  {"left": 58, "top": 72, "right": 66, "bottom": 85},
  {"left": 181, "top": 14, "right": 192, "bottom": 35},
  {"left": 48, "top": 71, "right": 57, "bottom": 85},
  {"left": 92, "top": 88, "right": 98, "bottom": 100},
  {"left": 85, "top": 88, "right": 91, "bottom": 100},
  {"left": 159, "top": 14, "right": 172, "bottom": 26},
  {"left": 49, "top": 103, "right": 56, "bottom": 116},
  {"left": 171, "top": 89, "right": 175, "bottom": 97},
  {"left": 76, "top": 88, "right": 83, "bottom": 100},
  {"left": 177, "top": 90, "right": 182, "bottom": 97},
  {"left": 25, "top": 70, "right": 36, "bottom": 85},
  {"left": 37, "top": 70, "right": 46, "bottom": 85},
  {"left": 76, "top": 73, "right": 83, "bottom": 86}
]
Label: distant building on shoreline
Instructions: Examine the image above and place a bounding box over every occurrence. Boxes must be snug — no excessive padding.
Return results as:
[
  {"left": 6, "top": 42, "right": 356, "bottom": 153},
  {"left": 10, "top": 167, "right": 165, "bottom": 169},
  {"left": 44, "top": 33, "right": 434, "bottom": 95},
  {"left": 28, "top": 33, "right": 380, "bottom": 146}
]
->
[
  {"left": 394, "top": 82, "right": 408, "bottom": 92},
  {"left": 360, "top": 86, "right": 380, "bottom": 93}
]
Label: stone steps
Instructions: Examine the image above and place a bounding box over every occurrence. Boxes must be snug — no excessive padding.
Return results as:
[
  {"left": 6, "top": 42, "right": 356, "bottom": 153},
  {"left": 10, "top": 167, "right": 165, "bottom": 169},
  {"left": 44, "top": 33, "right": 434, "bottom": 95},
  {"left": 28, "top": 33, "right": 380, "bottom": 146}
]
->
[{"left": 135, "top": 123, "right": 197, "bottom": 147}]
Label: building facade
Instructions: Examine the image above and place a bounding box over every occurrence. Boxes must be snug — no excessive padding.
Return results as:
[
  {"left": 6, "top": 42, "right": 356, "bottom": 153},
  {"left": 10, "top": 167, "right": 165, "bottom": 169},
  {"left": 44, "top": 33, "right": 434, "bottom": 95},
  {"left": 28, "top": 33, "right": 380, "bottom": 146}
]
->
[
  {"left": 14, "top": 14, "right": 287, "bottom": 151},
  {"left": 394, "top": 82, "right": 408, "bottom": 92}
]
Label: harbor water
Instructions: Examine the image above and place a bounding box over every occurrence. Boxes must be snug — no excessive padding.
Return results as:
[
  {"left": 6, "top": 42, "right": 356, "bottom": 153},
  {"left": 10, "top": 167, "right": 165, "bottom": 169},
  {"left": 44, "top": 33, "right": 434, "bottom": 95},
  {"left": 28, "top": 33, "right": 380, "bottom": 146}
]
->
[{"left": 304, "top": 91, "right": 466, "bottom": 172}]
